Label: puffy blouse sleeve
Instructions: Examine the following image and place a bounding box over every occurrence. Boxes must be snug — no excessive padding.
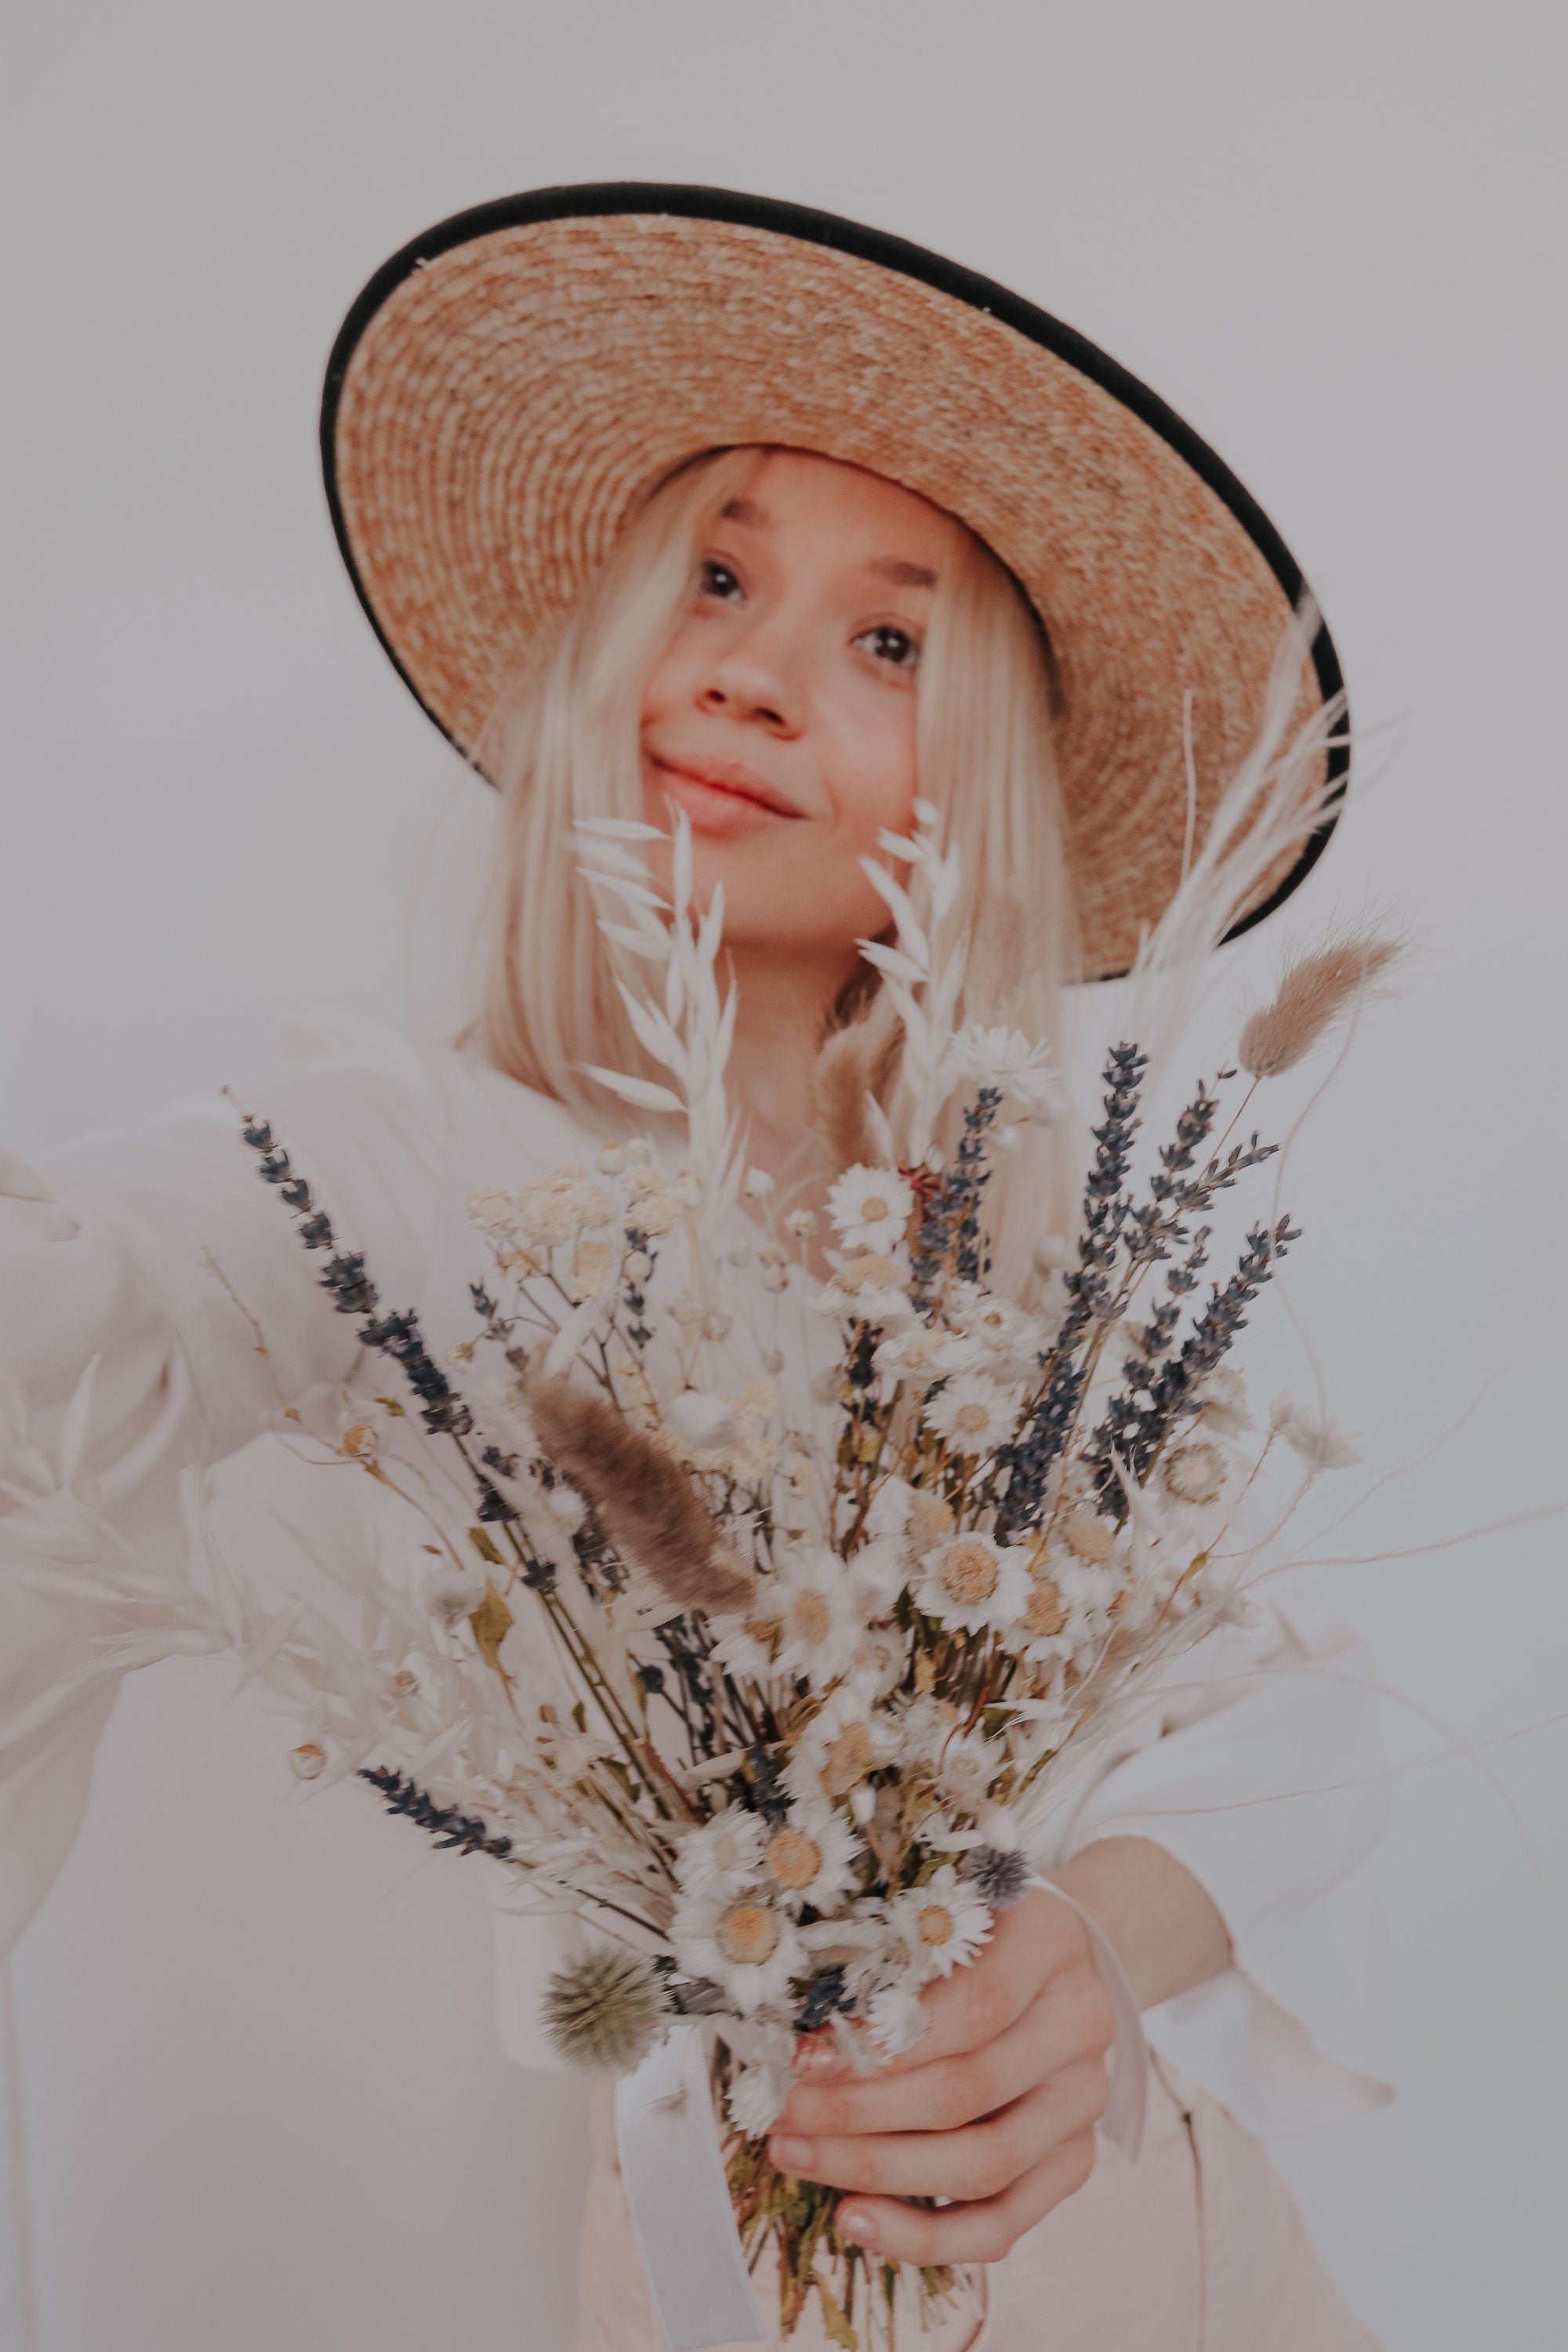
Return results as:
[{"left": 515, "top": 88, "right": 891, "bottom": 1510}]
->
[
  {"left": 0, "top": 1024, "right": 458, "bottom": 1961},
  {"left": 1050, "top": 1597, "right": 1394, "bottom": 2138}
]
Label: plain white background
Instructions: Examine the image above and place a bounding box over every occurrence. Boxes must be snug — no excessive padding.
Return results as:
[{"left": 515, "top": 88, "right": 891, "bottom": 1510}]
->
[{"left": 3, "top": 4, "right": 1566, "bottom": 2347}]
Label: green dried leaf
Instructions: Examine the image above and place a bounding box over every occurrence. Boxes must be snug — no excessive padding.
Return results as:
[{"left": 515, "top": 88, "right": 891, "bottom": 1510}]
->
[{"left": 468, "top": 1578, "right": 514, "bottom": 1671}]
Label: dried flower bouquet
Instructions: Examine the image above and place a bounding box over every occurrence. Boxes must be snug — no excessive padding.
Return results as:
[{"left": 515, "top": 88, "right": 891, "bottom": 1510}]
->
[{"left": 3, "top": 795, "right": 1392, "bottom": 2350}]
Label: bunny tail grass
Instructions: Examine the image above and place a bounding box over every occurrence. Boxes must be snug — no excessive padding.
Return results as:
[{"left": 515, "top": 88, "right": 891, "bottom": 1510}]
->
[
  {"left": 1239, "top": 927, "right": 1404, "bottom": 1078},
  {"left": 521, "top": 1371, "right": 757, "bottom": 1616},
  {"left": 811, "top": 1018, "right": 898, "bottom": 1174}
]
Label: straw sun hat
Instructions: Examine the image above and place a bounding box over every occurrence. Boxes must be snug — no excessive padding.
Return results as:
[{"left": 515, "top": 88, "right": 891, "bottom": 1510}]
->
[{"left": 321, "top": 183, "right": 1346, "bottom": 979}]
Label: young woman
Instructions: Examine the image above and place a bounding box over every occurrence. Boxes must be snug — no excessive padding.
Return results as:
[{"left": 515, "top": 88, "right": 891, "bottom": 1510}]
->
[{"left": 2, "top": 189, "right": 1388, "bottom": 2349}]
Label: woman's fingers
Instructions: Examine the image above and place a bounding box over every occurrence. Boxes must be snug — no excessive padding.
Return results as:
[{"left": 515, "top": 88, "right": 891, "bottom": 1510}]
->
[
  {"left": 778, "top": 1960, "right": 1112, "bottom": 2141},
  {"left": 835, "top": 2129, "right": 1099, "bottom": 2267},
  {"left": 795, "top": 1889, "right": 1090, "bottom": 2089},
  {"left": 768, "top": 2055, "right": 1108, "bottom": 2202}
]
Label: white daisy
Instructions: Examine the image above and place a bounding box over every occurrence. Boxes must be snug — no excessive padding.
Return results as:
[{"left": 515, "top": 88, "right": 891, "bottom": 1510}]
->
[
  {"left": 863, "top": 1976, "right": 931, "bottom": 2057},
  {"left": 1055, "top": 1501, "right": 1119, "bottom": 1566},
  {"left": 845, "top": 1534, "right": 909, "bottom": 1613},
  {"left": 826, "top": 1164, "right": 916, "bottom": 1254},
  {"left": 921, "top": 1374, "right": 1020, "bottom": 1458},
  {"left": 872, "top": 1320, "right": 982, "bottom": 1385},
  {"left": 891, "top": 1865, "right": 994, "bottom": 1981},
  {"left": 895, "top": 1698, "right": 1007, "bottom": 1813},
  {"left": 727, "top": 2057, "right": 793, "bottom": 2137},
  {"left": 712, "top": 1602, "right": 787, "bottom": 1683},
  {"left": 771, "top": 1549, "right": 863, "bottom": 1682},
  {"left": 1014, "top": 1572, "right": 1098, "bottom": 1668},
  {"left": 674, "top": 1807, "right": 767, "bottom": 1898},
  {"left": 862, "top": 1475, "right": 916, "bottom": 1540},
  {"left": 673, "top": 1883, "right": 804, "bottom": 2015},
  {"left": 904, "top": 1489, "right": 958, "bottom": 1558},
  {"left": 757, "top": 1798, "right": 863, "bottom": 1915},
  {"left": 851, "top": 1623, "right": 910, "bottom": 1695},
  {"left": 930, "top": 1721, "right": 1008, "bottom": 1813},
  {"left": 1054, "top": 1550, "right": 1124, "bottom": 1619},
  {"left": 789, "top": 1677, "right": 902, "bottom": 1802},
  {"left": 913, "top": 1534, "right": 1033, "bottom": 1636},
  {"left": 946, "top": 1024, "right": 1069, "bottom": 1119},
  {"left": 945, "top": 1286, "right": 1045, "bottom": 1383},
  {"left": 811, "top": 1254, "right": 917, "bottom": 1327}
]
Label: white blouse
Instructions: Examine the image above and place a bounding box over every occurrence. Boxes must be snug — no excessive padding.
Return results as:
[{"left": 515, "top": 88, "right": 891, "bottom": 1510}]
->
[{"left": 0, "top": 1013, "right": 1392, "bottom": 2169}]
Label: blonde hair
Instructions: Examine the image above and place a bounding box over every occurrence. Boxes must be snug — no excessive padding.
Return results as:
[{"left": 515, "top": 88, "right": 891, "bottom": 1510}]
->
[{"left": 475, "top": 446, "right": 1081, "bottom": 1293}]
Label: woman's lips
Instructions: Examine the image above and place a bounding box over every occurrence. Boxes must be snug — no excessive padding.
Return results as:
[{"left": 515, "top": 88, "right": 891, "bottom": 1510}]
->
[{"left": 645, "top": 753, "right": 805, "bottom": 837}]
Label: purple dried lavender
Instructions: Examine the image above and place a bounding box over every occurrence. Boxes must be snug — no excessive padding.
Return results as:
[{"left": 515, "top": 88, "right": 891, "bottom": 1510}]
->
[
  {"left": 1091, "top": 1214, "right": 1300, "bottom": 1515},
  {"left": 909, "top": 1087, "right": 1003, "bottom": 1296},
  {"left": 994, "top": 1044, "right": 1145, "bottom": 1537},
  {"left": 795, "top": 1965, "right": 853, "bottom": 2034},
  {"left": 358, "top": 1764, "right": 514, "bottom": 1858},
  {"left": 239, "top": 1116, "right": 476, "bottom": 1442}
]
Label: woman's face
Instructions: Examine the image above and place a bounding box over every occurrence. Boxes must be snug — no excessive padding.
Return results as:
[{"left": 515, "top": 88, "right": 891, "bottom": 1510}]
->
[{"left": 639, "top": 449, "right": 952, "bottom": 957}]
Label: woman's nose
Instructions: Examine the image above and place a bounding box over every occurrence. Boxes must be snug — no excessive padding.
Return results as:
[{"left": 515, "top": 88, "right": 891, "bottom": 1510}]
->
[{"left": 696, "top": 637, "right": 802, "bottom": 734}]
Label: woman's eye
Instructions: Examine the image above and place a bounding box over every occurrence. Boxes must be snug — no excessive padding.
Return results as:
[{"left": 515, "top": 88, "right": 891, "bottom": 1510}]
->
[
  {"left": 699, "top": 558, "right": 743, "bottom": 602},
  {"left": 855, "top": 624, "right": 922, "bottom": 672}
]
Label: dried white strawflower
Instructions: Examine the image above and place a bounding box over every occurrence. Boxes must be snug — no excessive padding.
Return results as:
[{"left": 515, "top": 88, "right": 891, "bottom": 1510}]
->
[{"left": 542, "top": 1949, "right": 670, "bottom": 2075}]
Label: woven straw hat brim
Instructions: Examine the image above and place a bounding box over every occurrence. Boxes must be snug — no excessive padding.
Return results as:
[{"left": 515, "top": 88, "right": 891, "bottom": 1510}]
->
[{"left": 322, "top": 183, "right": 1347, "bottom": 980}]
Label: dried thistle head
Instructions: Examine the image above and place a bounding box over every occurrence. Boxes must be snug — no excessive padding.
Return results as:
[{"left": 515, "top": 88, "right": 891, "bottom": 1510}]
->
[
  {"left": 521, "top": 1369, "right": 757, "bottom": 1617},
  {"left": 1238, "top": 929, "right": 1403, "bottom": 1078},
  {"left": 542, "top": 1947, "right": 670, "bottom": 2074}
]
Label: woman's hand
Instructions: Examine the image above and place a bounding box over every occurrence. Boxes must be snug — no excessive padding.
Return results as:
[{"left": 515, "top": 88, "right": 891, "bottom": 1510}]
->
[
  {"left": 766, "top": 1837, "right": 1232, "bottom": 2265},
  {"left": 768, "top": 1886, "right": 1113, "bottom": 2266}
]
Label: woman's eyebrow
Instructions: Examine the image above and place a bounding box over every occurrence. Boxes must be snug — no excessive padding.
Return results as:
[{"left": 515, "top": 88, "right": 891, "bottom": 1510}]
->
[{"left": 865, "top": 554, "right": 938, "bottom": 589}]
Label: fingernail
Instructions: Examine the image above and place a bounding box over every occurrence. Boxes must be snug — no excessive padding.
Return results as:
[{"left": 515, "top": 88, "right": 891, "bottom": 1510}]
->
[
  {"left": 771, "top": 2136, "right": 814, "bottom": 2172},
  {"left": 794, "top": 2038, "right": 843, "bottom": 2078},
  {"left": 838, "top": 2205, "right": 878, "bottom": 2249}
]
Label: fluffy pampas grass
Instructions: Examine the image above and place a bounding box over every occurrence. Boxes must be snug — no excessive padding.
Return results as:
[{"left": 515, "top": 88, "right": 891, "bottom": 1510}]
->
[{"left": 521, "top": 1369, "right": 757, "bottom": 1617}]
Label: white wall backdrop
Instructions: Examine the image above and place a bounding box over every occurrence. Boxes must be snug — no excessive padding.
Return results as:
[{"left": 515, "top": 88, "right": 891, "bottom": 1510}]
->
[{"left": 3, "top": 4, "right": 1566, "bottom": 2348}]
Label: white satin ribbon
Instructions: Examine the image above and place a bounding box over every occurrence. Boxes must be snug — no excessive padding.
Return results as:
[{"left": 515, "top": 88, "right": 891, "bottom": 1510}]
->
[
  {"left": 1024, "top": 1875, "right": 1149, "bottom": 2163},
  {"left": 615, "top": 2021, "right": 770, "bottom": 2351},
  {"left": 615, "top": 1884, "right": 1148, "bottom": 2350}
]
